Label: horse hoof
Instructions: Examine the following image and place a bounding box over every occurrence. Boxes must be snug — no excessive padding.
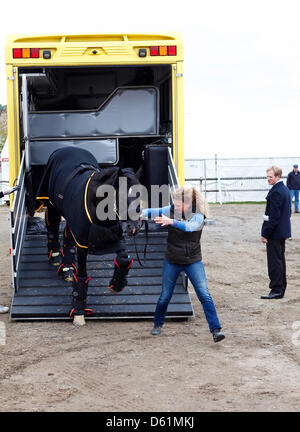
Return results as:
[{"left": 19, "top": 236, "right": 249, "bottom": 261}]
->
[
  {"left": 64, "top": 274, "right": 74, "bottom": 283},
  {"left": 73, "top": 315, "right": 86, "bottom": 326}
]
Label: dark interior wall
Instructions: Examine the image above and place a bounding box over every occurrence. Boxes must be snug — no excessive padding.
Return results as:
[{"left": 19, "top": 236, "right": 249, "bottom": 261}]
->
[
  {"left": 19, "top": 65, "right": 173, "bottom": 212},
  {"left": 20, "top": 65, "right": 172, "bottom": 137}
]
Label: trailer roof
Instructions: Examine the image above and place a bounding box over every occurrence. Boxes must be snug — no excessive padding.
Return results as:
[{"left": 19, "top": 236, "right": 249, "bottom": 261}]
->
[{"left": 6, "top": 33, "right": 183, "bottom": 65}]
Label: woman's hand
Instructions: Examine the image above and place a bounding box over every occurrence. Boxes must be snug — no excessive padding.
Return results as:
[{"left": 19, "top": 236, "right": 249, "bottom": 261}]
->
[{"left": 154, "top": 214, "right": 174, "bottom": 226}]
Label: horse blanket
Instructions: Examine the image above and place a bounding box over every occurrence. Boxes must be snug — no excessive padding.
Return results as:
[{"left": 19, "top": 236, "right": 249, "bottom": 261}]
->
[{"left": 35, "top": 147, "right": 123, "bottom": 250}]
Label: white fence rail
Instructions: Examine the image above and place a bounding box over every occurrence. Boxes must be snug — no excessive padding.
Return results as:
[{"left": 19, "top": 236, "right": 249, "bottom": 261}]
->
[{"left": 185, "top": 156, "right": 299, "bottom": 203}]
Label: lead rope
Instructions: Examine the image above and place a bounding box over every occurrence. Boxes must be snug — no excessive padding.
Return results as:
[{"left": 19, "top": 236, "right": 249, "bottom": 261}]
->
[
  {"left": 114, "top": 203, "right": 148, "bottom": 267},
  {"left": 133, "top": 219, "right": 148, "bottom": 267}
]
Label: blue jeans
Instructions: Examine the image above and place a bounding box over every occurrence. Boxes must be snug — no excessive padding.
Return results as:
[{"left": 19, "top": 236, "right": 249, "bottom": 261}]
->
[
  {"left": 290, "top": 190, "right": 299, "bottom": 212},
  {"left": 153, "top": 259, "right": 222, "bottom": 333}
]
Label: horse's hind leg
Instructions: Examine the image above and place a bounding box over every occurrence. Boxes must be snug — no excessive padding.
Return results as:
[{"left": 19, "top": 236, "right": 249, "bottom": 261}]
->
[
  {"left": 45, "top": 204, "right": 62, "bottom": 267},
  {"left": 70, "top": 247, "right": 92, "bottom": 326},
  {"left": 57, "top": 224, "right": 77, "bottom": 282}
]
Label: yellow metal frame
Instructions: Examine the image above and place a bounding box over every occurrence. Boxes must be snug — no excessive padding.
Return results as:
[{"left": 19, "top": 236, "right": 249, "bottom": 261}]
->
[
  {"left": 5, "top": 33, "right": 185, "bottom": 204},
  {"left": 6, "top": 64, "right": 20, "bottom": 199}
]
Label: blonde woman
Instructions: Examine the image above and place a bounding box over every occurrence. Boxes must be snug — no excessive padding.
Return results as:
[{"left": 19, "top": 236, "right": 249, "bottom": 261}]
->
[{"left": 142, "top": 186, "right": 225, "bottom": 343}]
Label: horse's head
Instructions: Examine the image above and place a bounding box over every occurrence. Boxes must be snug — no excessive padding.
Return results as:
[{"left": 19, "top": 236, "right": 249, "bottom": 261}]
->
[
  {"left": 88, "top": 165, "right": 144, "bottom": 237},
  {"left": 119, "top": 166, "right": 144, "bottom": 237}
]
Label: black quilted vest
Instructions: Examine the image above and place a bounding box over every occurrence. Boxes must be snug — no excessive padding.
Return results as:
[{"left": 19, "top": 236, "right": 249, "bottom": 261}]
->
[{"left": 165, "top": 205, "right": 204, "bottom": 265}]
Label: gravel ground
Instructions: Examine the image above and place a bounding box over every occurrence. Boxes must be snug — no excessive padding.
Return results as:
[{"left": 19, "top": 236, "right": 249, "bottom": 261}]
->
[{"left": 0, "top": 203, "right": 300, "bottom": 412}]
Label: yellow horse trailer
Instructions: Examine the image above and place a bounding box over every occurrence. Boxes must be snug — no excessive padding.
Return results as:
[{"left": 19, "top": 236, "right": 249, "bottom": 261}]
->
[{"left": 5, "top": 33, "right": 192, "bottom": 320}]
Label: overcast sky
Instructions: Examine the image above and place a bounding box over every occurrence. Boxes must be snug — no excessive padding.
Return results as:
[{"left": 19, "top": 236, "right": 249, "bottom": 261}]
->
[{"left": 1, "top": 0, "right": 300, "bottom": 160}]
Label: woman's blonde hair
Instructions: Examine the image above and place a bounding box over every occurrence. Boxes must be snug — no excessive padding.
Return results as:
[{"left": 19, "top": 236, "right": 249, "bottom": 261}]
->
[{"left": 172, "top": 186, "right": 208, "bottom": 218}]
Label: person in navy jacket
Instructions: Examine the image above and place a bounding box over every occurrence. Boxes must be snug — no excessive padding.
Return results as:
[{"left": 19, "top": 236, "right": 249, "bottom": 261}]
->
[
  {"left": 286, "top": 164, "right": 300, "bottom": 213},
  {"left": 261, "top": 166, "right": 291, "bottom": 299}
]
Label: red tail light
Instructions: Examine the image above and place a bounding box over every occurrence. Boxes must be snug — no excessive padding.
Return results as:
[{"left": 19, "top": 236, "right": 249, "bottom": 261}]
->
[
  {"left": 168, "top": 45, "right": 177, "bottom": 55},
  {"left": 150, "top": 46, "right": 159, "bottom": 56},
  {"left": 31, "top": 48, "right": 39, "bottom": 58},
  {"left": 150, "top": 45, "right": 177, "bottom": 56},
  {"left": 13, "top": 48, "right": 22, "bottom": 59},
  {"left": 13, "top": 48, "right": 40, "bottom": 58}
]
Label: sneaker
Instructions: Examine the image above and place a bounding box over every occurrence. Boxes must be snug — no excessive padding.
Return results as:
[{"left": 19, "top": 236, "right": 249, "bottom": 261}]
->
[
  {"left": 0, "top": 305, "right": 9, "bottom": 314},
  {"left": 212, "top": 329, "right": 225, "bottom": 343},
  {"left": 151, "top": 325, "right": 162, "bottom": 335}
]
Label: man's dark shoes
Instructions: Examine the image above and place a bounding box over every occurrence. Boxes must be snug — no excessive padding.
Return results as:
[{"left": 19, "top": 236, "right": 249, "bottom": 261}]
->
[
  {"left": 261, "top": 291, "right": 284, "bottom": 299},
  {"left": 212, "top": 329, "right": 225, "bottom": 343}
]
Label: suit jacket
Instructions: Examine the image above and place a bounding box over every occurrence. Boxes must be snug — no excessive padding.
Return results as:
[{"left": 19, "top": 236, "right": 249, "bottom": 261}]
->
[{"left": 261, "top": 181, "right": 291, "bottom": 239}]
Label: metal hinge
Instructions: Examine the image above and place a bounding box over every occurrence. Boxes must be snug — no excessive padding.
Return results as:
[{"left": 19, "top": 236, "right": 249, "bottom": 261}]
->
[
  {"left": 7, "top": 76, "right": 15, "bottom": 81},
  {"left": 175, "top": 73, "right": 183, "bottom": 78}
]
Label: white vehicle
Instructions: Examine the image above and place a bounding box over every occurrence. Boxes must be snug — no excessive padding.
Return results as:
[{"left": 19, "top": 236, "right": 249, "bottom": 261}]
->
[{"left": 0, "top": 139, "right": 9, "bottom": 204}]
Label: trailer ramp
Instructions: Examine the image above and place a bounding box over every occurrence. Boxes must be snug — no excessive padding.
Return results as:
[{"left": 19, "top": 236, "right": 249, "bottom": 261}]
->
[
  {"left": 10, "top": 221, "right": 194, "bottom": 320},
  {"left": 10, "top": 149, "right": 194, "bottom": 321}
]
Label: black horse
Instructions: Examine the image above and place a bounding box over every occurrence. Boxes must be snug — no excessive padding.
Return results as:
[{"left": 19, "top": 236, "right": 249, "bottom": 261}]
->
[{"left": 35, "top": 147, "right": 143, "bottom": 325}]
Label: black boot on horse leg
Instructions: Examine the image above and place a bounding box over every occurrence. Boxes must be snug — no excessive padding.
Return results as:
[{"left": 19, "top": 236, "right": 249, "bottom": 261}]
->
[
  {"left": 109, "top": 250, "right": 133, "bottom": 293},
  {"left": 70, "top": 247, "right": 92, "bottom": 326},
  {"left": 70, "top": 275, "right": 93, "bottom": 326},
  {"left": 57, "top": 224, "right": 78, "bottom": 282},
  {"left": 45, "top": 205, "right": 63, "bottom": 267}
]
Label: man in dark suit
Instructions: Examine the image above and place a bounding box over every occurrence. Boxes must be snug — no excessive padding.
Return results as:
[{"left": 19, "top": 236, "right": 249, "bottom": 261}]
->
[{"left": 261, "top": 166, "right": 291, "bottom": 299}]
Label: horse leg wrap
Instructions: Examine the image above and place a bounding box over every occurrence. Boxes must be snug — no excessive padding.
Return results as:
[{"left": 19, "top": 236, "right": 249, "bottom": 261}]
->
[
  {"left": 70, "top": 275, "right": 93, "bottom": 317},
  {"left": 58, "top": 224, "right": 77, "bottom": 281},
  {"left": 57, "top": 262, "right": 77, "bottom": 282},
  {"left": 109, "top": 253, "right": 133, "bottom": 293},
  {"left": 47, "top": 233, "right": 63, "bottom": 267},
  {"left": 57, "top": 246, "right": 77, "bottom": 282}
]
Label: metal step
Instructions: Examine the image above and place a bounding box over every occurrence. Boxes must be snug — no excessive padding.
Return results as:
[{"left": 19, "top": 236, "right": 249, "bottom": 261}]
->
[{"left": 10, "top": 221, "right": 194, "bottom": 321}]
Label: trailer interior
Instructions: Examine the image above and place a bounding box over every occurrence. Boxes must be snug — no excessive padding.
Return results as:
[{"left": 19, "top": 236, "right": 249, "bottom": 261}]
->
[{"left": 9, "top": 64, "right": 194, "bottom": 321}]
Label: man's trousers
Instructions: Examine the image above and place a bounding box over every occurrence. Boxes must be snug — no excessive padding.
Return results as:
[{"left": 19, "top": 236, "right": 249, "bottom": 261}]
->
[{"left": 266, "top": 238, "right": 286, "bottom": 295}]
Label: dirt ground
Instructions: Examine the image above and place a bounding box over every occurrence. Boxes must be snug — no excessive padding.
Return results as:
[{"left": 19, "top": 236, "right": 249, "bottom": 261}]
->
[{"left": 0, "top": 203, "right": 299, "bottom": 412}]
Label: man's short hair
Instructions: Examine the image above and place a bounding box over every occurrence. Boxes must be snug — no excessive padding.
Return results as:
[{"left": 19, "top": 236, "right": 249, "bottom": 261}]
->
[{"left": 266, "top": 165, "right": 282, "bottom": 177}]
